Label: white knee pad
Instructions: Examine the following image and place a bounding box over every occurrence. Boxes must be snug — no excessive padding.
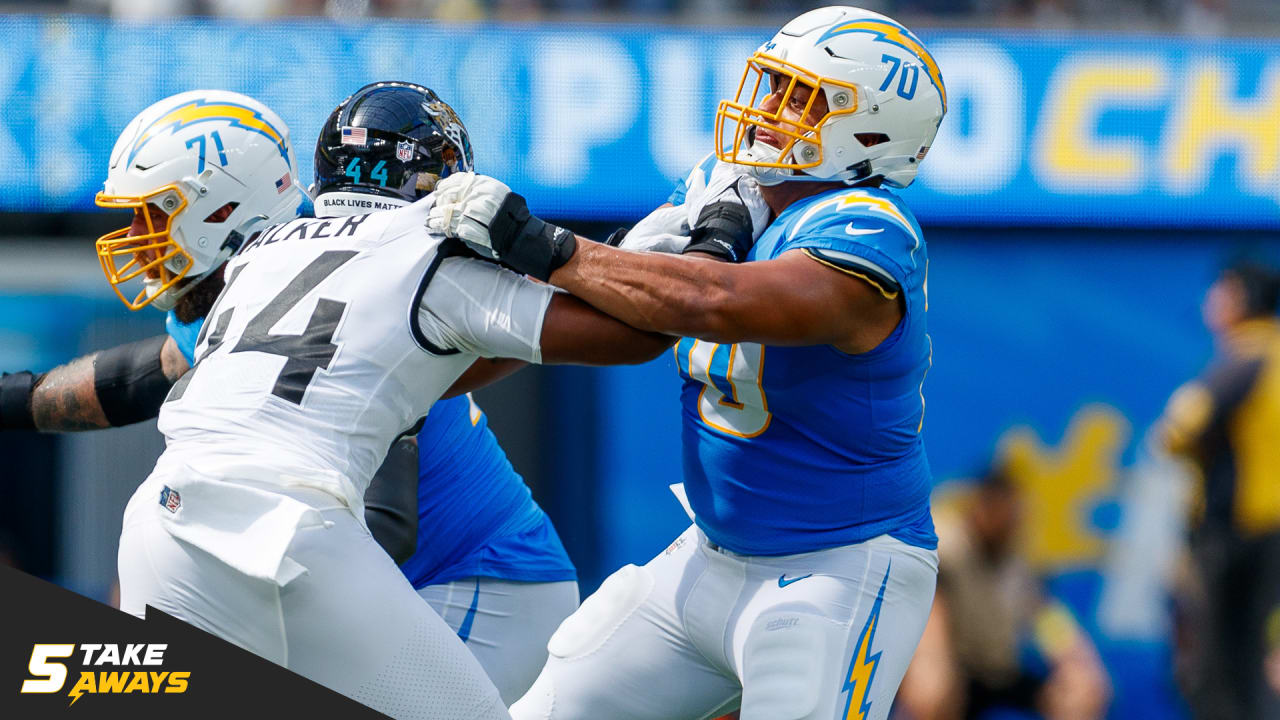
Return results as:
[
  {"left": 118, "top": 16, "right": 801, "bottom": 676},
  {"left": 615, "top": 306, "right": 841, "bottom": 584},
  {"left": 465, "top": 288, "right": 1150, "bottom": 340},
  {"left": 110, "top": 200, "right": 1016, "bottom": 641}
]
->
[
  {"left": 513, "top": 566, "right": 655, "bottom": 720},
  {"left": 739, "top": 605, "right": 843, "bottom": 720},
  {"left": 547, "top": 563, "right": 653, "bottom": 660}
]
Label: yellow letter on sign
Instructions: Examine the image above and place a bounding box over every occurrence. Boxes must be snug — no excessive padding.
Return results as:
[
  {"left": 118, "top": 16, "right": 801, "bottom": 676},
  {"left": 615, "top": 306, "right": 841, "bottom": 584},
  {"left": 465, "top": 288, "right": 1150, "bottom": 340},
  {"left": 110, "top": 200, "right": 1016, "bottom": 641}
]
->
[
  {"left": 1033, "top": 56, "right": 1166, "bottom": 193},
  {"left": 1162, "top": 60, "right": 1280, "bottom": 196}
]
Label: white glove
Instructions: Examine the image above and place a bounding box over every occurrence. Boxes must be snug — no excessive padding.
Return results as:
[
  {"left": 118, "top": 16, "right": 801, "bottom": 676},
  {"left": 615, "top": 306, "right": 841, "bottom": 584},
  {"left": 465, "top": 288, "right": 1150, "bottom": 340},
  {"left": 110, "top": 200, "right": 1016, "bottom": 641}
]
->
[
  {"left": 615, "top": 204, "right": 691, "bottom": 254},
  {"left": 616, "top": 161, "right": 770, "bottom": 257},
  {"left": 425, "top": 171, "right": 512, "bottom": 259},
  {"left": 685, "top": 160, "right": 771, "bottom": 242}
]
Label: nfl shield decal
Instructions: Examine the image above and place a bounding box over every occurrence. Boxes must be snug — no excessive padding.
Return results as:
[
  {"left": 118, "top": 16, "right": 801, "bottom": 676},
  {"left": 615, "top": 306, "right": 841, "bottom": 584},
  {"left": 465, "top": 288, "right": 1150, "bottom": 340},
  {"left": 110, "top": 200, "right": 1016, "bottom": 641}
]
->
[
  {"left": 396, "top": 140, "right": 413, "bottom": 162},
  {"left": 159, "top": 486, "right": 181, "bottom": 513}
]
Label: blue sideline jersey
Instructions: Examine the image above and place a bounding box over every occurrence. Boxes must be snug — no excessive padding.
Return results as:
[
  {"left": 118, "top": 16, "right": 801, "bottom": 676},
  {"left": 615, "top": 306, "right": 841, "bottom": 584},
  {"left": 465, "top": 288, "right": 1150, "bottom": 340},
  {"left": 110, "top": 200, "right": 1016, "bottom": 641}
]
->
[
  {"left": 166, "top": 311, "right": 576, "bottom": 587},
  {"left": 671, "top": 185, "right": 937, "bottom": 556}
]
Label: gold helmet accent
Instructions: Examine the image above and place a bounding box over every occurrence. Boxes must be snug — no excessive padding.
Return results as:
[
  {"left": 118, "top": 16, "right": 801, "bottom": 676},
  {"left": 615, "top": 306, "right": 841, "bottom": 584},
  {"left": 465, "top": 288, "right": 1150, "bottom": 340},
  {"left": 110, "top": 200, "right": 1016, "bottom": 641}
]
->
[
  {"left": 94, "top": 184, "right": 193, "bottom": 310},
  {"left": 715, "top": 51, "right": 860, "bottom": 173}
]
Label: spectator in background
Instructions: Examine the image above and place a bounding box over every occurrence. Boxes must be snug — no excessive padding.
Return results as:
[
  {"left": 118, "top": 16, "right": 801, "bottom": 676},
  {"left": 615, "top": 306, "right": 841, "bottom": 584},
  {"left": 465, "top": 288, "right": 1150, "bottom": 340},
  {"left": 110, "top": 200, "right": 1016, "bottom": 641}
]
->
[
  {"left": 894, "top": 467, "right": 1111, "bottom": 720},
  {"left": 1177, "top": 0, "right": 1228, "bottom": 36},
  {"left": 97, "top": 0, "right": 292, "bottom": 18},
  {"left": 1157, "top": 256, "right": 1280, "bottom": 720}
]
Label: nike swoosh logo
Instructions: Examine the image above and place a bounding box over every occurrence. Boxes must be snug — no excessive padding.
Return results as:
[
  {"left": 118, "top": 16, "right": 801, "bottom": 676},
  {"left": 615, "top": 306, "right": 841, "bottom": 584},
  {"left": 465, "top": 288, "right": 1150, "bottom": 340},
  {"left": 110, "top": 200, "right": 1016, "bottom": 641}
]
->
[
  {"left": 845, "top": 223, "right": 884, "bottom": 236},
  {"left": 778, "top": 573, "right": 812, "bottom": 588}
]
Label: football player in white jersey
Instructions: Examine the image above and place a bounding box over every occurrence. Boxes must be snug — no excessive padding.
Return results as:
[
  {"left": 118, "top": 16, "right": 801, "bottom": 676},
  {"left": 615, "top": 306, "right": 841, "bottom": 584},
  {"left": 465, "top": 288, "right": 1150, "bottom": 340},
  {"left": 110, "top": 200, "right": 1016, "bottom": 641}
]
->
[
  {"left": 429, "top": 6, "right": 947, "bottom": 720},
  {"left": 102, "top": 90, "right": 671, "bottom": 719},
  {"left": 1, "top": 82, "right": 585, "bottom": 705}
]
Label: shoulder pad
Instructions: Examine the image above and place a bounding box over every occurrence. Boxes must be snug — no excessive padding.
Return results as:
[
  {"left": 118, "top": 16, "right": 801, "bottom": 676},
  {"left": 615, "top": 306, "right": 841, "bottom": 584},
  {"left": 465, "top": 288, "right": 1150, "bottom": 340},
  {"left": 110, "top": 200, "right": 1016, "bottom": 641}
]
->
[{"left": 780, "top": 188, "right": 924, "bottom": 276}]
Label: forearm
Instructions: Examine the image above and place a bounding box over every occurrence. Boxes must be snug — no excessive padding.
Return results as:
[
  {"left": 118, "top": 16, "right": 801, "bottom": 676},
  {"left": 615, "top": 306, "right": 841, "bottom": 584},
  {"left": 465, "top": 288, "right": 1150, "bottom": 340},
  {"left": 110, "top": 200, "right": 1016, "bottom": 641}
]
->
[
  {"left": 31, "top": 354, "right": 111, "bottom": 431},
  {"left": 17, "top": 335, "right": 187, "bottom": 433},
  {"left": 550, "top": 238, "right": 736, "bottom": 340},
  {"left": 538, "top": 291, "right": 677, "bottom": 366}
]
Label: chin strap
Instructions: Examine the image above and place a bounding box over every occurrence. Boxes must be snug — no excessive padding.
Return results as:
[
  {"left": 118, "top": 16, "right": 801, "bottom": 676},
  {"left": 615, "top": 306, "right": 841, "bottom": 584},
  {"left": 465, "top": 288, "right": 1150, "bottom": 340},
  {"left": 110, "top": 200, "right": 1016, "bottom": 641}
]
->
[{"left": 741, "top": 139, "right": 874, "bottom": 186}]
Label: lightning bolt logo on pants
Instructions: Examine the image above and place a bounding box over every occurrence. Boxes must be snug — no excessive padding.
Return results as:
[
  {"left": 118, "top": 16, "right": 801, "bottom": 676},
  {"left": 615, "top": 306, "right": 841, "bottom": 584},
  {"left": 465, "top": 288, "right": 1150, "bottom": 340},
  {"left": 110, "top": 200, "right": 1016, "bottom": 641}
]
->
[{"left": 842, "top": 563, "right": 891, "bottom": 720}]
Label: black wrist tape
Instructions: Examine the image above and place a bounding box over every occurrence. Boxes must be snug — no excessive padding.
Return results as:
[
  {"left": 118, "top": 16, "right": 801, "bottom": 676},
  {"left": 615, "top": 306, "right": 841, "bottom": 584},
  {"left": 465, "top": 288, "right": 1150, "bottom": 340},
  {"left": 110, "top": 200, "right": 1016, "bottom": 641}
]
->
[
  {"left": 487, "top": 192, "right": 578, "bottom": 281},
  {"left": 683, "top": 200, "right": 754, "bottom": 263},
  {"left": 94, "top": 335, "right": 174, "bottom": 427},
  {"left": 0, "top": 371, "right": 38, "bottom": 430}
]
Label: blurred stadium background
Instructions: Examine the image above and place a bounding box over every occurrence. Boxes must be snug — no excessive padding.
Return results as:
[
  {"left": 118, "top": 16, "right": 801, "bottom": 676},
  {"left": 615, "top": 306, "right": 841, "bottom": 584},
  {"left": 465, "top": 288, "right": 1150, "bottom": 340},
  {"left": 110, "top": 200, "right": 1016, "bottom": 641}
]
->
[{"left": 3, "top": 1, "right": 1280, "bottom": 718}]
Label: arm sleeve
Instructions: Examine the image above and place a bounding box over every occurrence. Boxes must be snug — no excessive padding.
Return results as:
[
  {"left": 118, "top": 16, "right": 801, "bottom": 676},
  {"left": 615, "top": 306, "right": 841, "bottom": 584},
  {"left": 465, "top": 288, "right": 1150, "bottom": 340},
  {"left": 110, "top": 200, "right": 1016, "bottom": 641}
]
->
[
  {"left": 363, "top": 437, "right": 419, "bottom": 564},
  {"left": 93, "top": 335, "right": 175, "bottom": 426},
  {"left": 415, "top": 256, "right": 555, "bottom": 363}
]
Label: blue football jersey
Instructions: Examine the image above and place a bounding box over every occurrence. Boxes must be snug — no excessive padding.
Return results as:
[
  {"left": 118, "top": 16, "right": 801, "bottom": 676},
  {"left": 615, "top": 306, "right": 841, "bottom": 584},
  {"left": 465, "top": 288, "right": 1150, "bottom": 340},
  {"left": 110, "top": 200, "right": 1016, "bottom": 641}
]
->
[
  {"left": 672, "top": 186, "right": 936, "bottom": 555},
  {"left": 401, "top": 393, "right": 576, "bottom": 586},
  {"left": 166, "top": 311, "right": 575, "bottom": 587}
]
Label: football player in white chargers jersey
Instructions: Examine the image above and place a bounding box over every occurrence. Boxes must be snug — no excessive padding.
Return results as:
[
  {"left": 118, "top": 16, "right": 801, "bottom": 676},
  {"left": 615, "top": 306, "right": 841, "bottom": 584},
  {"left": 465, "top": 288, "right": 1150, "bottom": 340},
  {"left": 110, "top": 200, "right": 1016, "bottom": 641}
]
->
[
  {"left": 101, "top": 90, "right": 672, "bottom": 719},
  {"left": 429, "top": 6, "right": 947, "bottom": 720}
]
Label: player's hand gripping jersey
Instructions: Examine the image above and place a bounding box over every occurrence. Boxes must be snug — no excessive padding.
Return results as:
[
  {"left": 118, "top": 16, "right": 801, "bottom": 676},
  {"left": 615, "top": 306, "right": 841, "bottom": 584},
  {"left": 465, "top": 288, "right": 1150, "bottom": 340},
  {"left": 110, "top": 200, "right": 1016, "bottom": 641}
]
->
[
  {"left": 673, "top": 183, "right": 936, "bottom": 555},
  {"left": 150, "top": 196, "right": 554, "bottom": 583}
]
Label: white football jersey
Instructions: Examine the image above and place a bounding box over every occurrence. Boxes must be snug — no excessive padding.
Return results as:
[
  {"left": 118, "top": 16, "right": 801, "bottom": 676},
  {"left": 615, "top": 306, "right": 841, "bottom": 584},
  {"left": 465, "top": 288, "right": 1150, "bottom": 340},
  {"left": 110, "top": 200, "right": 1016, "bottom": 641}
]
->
[{"left": 153, "top": 196, "right": 554, "bottom": 513}]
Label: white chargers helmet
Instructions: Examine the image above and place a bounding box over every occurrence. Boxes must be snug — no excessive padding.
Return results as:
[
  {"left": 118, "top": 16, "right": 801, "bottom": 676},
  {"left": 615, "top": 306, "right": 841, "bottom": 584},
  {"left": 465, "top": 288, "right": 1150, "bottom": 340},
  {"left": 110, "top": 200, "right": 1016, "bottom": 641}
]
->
[
  {"left": 715, "top": 6, "right": 946, "bottom": 189},
  {"left": 95, "top": 90, "right": 303, "bottom": 310}
]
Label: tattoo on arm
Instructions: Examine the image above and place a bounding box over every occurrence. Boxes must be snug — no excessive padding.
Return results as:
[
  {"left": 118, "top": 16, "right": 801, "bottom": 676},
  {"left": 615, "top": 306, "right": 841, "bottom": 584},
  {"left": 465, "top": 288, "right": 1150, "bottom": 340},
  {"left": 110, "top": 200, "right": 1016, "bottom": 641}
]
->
[{"left": 31, "top": 354, "right": 111, "bottom": 431}]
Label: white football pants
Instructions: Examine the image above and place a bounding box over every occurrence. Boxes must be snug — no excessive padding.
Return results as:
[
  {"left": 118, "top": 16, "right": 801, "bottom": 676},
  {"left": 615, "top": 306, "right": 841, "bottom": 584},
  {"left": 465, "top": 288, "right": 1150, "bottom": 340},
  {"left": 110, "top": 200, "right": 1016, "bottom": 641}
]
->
[
  {"left": 511, "top": 525, "right": 937, "bottom": 720},
  {"left": 118, "top": 483, "right": 509, "bottom": 720},
  {"left": 418, "top": 577, "right": 579, "bottom": 705}
]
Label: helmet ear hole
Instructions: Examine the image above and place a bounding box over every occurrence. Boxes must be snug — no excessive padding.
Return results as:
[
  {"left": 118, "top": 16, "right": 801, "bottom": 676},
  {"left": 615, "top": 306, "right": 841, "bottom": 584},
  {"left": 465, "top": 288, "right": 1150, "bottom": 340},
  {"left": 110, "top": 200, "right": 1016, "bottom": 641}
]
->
[
  {"left": 855, "top": 132, "right": 890, "bottom": 147},
  {"left": 203, "top": 202, "right": 239, "bottom": 223}
]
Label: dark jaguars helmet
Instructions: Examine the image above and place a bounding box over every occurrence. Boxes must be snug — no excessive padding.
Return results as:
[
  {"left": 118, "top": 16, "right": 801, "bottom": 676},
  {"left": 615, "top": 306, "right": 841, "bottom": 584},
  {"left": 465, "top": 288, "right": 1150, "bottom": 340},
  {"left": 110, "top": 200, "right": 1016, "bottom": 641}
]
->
[{"left": 313, "top": 81, "right": 473, "bottom": 211}]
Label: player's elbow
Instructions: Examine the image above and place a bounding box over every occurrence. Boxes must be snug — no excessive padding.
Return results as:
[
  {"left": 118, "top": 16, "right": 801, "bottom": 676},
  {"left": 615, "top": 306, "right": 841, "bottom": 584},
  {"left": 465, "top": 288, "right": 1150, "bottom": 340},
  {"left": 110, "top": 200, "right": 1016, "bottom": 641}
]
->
[
  {"left": 569, "top": 330, "right": 675, "bottom": 366},
  {"left": 619, "top": 332, "right": 677, "bottom": 364}
]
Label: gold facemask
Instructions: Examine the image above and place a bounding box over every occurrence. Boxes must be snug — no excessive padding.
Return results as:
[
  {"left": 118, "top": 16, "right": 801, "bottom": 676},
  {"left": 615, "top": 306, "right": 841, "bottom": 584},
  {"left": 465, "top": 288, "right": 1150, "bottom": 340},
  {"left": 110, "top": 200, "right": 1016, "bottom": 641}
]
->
[
  {"left": 715, "top": 52, "right": 860, "bottom": 171},
  {"left": 94, "top": 184, "right": 193, "bottom": 310}
]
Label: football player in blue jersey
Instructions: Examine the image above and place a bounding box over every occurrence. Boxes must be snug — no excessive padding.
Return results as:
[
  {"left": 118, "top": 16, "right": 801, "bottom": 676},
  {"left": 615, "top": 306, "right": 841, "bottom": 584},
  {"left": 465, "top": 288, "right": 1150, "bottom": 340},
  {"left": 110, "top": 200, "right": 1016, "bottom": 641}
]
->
[
  {"left": 0, "top": 83, "right": 579, "bottom": 705},
  {"left": 427, "top": 6, "right": 947, "bottom": 719}
]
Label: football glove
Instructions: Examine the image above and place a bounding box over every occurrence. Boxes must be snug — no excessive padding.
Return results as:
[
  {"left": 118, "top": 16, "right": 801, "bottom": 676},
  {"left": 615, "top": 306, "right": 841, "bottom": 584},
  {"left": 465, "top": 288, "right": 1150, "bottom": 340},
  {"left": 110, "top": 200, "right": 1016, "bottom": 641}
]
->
[
  {"left": 681, "top": 161, "right": 770, "bottom": 263},
  {"left": 425, "top": 172, "right": 510, "bottom": 259},
  {"left": 613, "top": 204, "right": 692, "bottom": 254},
  {"left": 427, "top": 172, "right": 576, "bottom": 282}
]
